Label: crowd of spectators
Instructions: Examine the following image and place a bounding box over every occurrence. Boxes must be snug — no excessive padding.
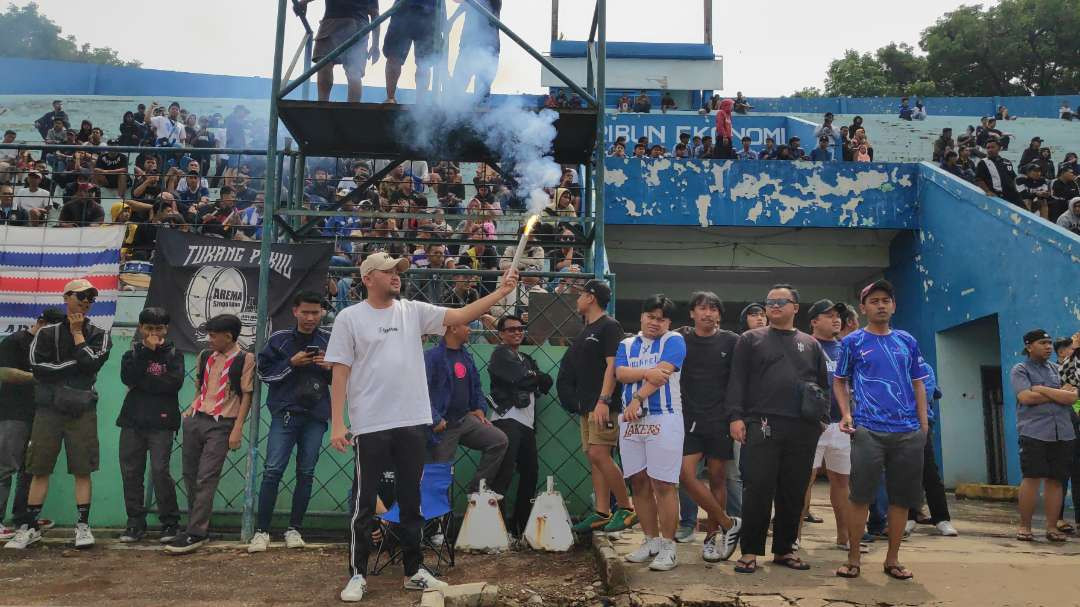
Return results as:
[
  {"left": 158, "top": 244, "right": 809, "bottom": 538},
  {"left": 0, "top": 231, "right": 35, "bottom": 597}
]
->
[{"left": 930, "top": 119, "right": 1080, "bottom": 233}]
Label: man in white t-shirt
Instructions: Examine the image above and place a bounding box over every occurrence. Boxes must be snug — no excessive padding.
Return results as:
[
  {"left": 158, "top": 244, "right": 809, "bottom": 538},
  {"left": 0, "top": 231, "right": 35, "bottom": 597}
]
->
[
  {"left": 145, "top": 102, "right": 185, "bottom": 146},
  {"left": 324, "top": 251, "right": 519, "bottom": 602},
  {"left": 14, "top": 170, "right": 52, "bottom": 224},
  {"left": 616, "top": 295, "right": 688, "bottom": 572}
]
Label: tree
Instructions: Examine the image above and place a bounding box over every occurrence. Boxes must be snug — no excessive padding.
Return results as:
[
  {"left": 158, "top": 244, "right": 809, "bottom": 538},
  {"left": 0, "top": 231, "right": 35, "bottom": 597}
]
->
[
  {"left": 0, "top": 2, "right": 140, "bottom": 67},
  {"left": 823, "top": 50, "right": 892, "bottom": 97},
  {"left": 790, "top": 86, "right": 823, "bottom": 98},
  {"left": 921, "top": 0, "right": 1080, "bottom": 96}
]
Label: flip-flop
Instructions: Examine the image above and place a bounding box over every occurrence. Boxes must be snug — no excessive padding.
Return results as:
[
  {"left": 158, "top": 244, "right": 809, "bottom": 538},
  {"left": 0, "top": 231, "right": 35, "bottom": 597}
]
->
[
  {"left": 835, "top": 563, "right": 861, "bottom": 578},
  {"left": 772, "top": 555, "right": 810, "bottom": 570},
  {"left": 884, "top": 564, "right": 914, "bottom": 581},
  {"left": 1047, "top": 530, "right": 1069, "bottom": 543},
  {"left": 734, "top": 558, "right": 757, "bottom": 574},
  {"left": 803, "top": 514, "right": 824, "bottom": 524},
  {"left": 1016, "top": 531, "right": 1034, "bottom": 541}
]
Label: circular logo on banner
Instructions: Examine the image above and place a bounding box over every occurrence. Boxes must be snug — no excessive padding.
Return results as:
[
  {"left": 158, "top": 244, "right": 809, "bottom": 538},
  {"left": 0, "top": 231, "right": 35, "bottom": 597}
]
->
[
  {"left": 185, "top": 266, "right": 265, "bottom": 349},
  {"left": 454, "top": 362, "right": 467, "bottom": 379}
]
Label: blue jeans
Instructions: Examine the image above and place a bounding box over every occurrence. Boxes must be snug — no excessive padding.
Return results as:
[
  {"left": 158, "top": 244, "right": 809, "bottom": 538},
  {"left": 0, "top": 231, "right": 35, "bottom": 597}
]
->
[{"left": 256, "top": 411, "right": 327, "bottom": 532}]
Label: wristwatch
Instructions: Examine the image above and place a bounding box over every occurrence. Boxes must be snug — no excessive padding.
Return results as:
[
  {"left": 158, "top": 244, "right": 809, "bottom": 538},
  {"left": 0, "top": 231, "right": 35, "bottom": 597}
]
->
[
  {"left": 630, "top": 394, "right": 643, "bottom": 404},
  {"left": 597, "top": 395, "right": 612, "bottom": 405}
]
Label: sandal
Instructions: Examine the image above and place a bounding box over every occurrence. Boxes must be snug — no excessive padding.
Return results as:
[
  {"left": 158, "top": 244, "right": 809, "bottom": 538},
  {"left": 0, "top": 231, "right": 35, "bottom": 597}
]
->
[
  {"left": 1046, "top": 530, "right": 1069, "bottom": 543},
  {"left": 734, "top": 558, "right": 757, "bottom": 574},
  {"left": 803, "top": 513, "right": 824, "bottom": 524},
  {"left": 835, "top": 563, "right": 861, "bottom": 578},
  {"left": 883, "top": 564, "right": 914, "bottom": 581},
  {"left": 1056, "top": 520, "right": 1076, "bottom": 535},
  {"left": 772, "top": 554, "right": 810, "bottom": 571}
]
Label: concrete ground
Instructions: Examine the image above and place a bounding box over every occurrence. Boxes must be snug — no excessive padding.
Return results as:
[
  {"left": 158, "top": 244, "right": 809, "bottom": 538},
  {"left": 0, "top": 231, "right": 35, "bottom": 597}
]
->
[{"left": 600, "top": 482, "right": 1080, "bottom": 607}]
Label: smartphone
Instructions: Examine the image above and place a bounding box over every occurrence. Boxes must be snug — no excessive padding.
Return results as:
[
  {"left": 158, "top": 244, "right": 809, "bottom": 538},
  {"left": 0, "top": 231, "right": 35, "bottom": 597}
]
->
[{"left": 305, "top": 346, "right": 320, "bottom": 356}]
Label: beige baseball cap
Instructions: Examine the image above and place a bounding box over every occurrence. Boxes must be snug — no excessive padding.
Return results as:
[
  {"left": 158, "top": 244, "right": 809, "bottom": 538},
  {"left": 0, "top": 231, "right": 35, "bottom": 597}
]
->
[
  {"left": 359, "top": 252, "right": 410, "bottom": 277},
  {"left": 63, "top": 278, "right": 98, "bottom": 295}
]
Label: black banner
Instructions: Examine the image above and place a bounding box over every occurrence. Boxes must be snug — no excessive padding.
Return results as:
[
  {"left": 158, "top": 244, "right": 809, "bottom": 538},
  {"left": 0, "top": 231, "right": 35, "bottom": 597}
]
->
[{"left": 146, "top": 230, "right": 333, "bottom": 352}]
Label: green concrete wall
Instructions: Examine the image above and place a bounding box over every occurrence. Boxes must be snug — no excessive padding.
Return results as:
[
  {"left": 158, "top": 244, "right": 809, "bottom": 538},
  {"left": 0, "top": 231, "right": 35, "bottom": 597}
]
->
[{"left": 10, "top": 333, "right": 590, "bottom": 530}]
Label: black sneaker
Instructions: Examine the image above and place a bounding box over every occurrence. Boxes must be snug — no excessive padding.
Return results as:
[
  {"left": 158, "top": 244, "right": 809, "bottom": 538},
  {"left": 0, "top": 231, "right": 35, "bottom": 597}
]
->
[
  {"left": 118, "top": 525, "right": 146, "bottom": 543},
  {"left": 159, "top": 524, "right": 180, "bottom": 544},
  {"left": 163, "top": 532, "right": 207, "bottom": 555}
]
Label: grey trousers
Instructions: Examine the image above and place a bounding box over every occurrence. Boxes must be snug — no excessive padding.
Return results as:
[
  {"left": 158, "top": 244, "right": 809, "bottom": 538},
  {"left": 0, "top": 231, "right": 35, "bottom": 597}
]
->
[
  {"left": 119, "top": 427, "right": 180, "bottom": 527},
  {"left": 0, "top": 419, "right": 32, "bottom": 523},
  {"left": 428, "top": 413, "right": 508, "bottom": 493},
  {"left": 181, "top": 413, "right": 234, "bottom": 537}
]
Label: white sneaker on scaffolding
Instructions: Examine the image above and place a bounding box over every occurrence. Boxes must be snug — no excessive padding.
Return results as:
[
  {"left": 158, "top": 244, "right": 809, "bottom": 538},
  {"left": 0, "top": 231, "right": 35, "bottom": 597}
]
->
[{"left": 625, "top": 536, "right": 661, "bottom": 563}]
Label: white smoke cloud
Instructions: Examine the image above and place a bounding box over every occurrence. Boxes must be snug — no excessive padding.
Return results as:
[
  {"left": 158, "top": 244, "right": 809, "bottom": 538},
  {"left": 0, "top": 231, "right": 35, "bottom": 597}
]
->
[{"left": 393, "top": 9, "right": 562, "bottom": 216}]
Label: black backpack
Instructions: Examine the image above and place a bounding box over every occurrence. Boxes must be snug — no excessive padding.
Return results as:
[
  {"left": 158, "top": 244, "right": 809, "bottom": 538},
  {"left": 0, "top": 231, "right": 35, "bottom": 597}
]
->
[{"left": 195, "top": 349, "right": 247, "bottom": 398}]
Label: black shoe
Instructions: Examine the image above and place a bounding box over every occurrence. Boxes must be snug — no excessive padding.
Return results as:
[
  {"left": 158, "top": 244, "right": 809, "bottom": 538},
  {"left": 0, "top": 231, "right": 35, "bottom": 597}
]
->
[
  {"left": 118, "top": 525, "right": 146, "bottom": 543},
  {"left": 163, "top": 532, "right": 207, "bottom": 555},
  {"left": 159, "top": 524, "right": 180, "bottom": 544}
]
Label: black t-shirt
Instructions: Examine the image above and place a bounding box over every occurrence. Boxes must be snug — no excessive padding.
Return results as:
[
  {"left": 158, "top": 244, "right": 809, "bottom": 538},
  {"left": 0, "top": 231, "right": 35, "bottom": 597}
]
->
[
  {"left": 96, "top": 152, "right": 128, "bottom": 172},
  {"left": 0, "top": 330, "right": 36, "bottom": 422},
  {"left": 325, "top": 0, "right": 377, "bottom": 19},
  {"left": 563, "top": 315, "right": 624, "bottom": 413},
  {"left": 59, "top": 200, "right": 105, "bottom": 226},
  {"left": 678, "top": 327, "right": 738, "bottom": 424}
]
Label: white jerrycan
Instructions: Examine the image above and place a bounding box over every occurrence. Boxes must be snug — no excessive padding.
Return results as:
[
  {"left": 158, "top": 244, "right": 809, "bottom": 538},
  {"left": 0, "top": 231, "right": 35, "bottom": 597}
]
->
[
  {"left": 524, "top": 476, "right": 574, "bottom": 552},
  {"left": 456, "top": 479, "right": 510, "bottom": 553}
]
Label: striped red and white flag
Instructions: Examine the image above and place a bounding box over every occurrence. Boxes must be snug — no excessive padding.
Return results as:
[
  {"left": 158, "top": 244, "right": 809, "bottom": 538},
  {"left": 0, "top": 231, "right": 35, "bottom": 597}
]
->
[{"left": 0, "top": 226, "right": 124, "bottom": 335}]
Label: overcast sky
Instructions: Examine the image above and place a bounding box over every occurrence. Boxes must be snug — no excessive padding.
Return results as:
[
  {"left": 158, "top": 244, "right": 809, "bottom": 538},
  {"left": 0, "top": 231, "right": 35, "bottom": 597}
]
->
[{"left": 27, "top": 0, "right": 979, "bottom": 96}]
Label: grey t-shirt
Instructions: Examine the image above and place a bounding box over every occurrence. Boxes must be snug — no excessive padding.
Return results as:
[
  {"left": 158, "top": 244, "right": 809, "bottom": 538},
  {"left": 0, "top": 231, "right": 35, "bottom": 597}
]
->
[{"left": 1010, "top": 358, "right": 1075, "bottom": 442}]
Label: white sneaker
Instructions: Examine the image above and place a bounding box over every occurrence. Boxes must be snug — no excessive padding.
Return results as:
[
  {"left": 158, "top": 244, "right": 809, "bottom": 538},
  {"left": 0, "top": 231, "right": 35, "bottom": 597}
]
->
[
  {"left": 624, "top": 536, "right": 661, "bottom": 563},
  {"left": 284, "top": 528, "right": 305, "bottom": 549},
  {"left": 4, "top": 525, "right": 41, "bottom": 549},
  {"left": 702, "top": 533, "right": 721, "bottom": 563},
  {"left": 648, "top": 539, "right": 678, "bottom": 571},
  {"left": 74, "top": 523, "right": 94, "bottom": 549},
  {"left": 0, "top": 524, "right": 14, "bottom": 541},
  {"left": 248, "top": 531, "right": 271, "bottom": 553},
  {"left": 904, "top": 520, "right": 917, "bottom": 535},
  {"left": 340, "top": 574, "right": 367, "bottom": 602},
  {"left": 428, "top": 532, "right": 445, "bottom": 547},
  {"left": 404, "top": 568, "right": 448, "bottom": 591},
  {"left": 936, "top": 521, "right": 959, "bottom": 537},
  {"left": 719, "top": 517, "right": 741, "bottom": 561}
]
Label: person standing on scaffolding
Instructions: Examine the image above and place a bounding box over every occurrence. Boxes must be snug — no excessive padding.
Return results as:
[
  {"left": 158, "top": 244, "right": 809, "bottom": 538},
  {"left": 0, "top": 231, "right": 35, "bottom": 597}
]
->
[
  {"left": 383, "top": 0, "right": 440, "bottom": 104},
  {"left": 450, "top": 0, "right": 502, "bottom": 101},
  {"left": 300, "top": 0, "right": 382, "bottom": 102}
]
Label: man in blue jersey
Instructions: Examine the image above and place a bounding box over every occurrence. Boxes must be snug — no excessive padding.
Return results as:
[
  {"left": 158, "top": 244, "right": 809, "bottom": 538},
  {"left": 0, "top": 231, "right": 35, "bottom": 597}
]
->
[
  {"left": 615, "top": 295, "right": 687, "bottom": 572},
  {"left": 834, "top": 280, "right": 928, "bottom": 581}
]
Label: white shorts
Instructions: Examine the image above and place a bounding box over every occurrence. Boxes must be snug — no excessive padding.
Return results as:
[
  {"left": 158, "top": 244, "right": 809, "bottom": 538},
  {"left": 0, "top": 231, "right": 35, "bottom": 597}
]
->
[
  {"left": 813, "top": 422, "right": 852, "bottom": 475},
  {"left": 619, "top": 413, "right": 684, "bottom": 484}
]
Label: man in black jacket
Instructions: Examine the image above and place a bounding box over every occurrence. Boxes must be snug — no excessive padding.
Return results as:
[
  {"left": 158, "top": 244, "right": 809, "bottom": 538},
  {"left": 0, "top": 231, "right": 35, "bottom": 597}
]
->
[
  {"left": 7, "top": 279, "right": 111, "bottom": 550},
  {"left": 725, "top": 284, "right": 828, "bottom": 574},
  {"left": 0, "top": 308, "right": 65, "bottom": 542},
  {"left": 116, "top": 307, "right": 185, "bottom": 544},
  {"left": 489, "top": 315, "right": 553, "bottom": 536},
  {"left": 249, "top": 291, "right": 333, "bottom": 552}
]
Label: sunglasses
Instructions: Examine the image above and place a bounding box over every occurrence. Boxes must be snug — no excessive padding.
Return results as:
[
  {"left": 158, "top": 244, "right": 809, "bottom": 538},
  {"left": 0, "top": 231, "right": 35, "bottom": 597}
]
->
[
  {"left": 501, "top": 326, "right": 526, "bottom": 333},
  {"left": 765, "top": 298, "right": 794, "bottom": 308},
  {"left": 70, "top": 291, "right": 96, "bottom": 303}
]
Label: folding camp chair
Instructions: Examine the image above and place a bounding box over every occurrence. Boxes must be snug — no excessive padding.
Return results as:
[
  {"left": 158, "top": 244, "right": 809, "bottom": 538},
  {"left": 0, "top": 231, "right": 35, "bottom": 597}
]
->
[{"left": 371, "top": 462, "right": 456, "bottom": 576}]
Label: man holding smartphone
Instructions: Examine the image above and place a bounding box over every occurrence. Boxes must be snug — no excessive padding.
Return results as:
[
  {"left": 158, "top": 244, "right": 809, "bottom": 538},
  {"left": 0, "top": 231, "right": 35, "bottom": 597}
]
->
[{"left": 250, "top": 291, "right": 333, "bottom": 553}]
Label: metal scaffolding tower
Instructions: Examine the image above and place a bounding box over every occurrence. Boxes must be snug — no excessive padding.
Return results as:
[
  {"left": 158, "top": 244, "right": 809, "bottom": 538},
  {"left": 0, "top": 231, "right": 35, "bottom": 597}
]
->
[{"left": 244, "top": 0, "right": 609, "bottom": 540}]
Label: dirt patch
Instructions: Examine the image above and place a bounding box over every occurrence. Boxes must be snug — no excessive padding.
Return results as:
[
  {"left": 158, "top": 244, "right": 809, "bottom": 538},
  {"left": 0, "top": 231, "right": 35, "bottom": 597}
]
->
[{"left": 0, "top": 540, "right": 601, "bottom": 607}]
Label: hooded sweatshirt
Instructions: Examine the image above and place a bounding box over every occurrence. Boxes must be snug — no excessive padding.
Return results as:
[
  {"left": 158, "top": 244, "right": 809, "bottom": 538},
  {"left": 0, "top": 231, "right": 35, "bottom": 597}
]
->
[
  {"left": 545, "top": 187, "right": 575, "bottom": 217},
  {"left": 714, "top": 99, "right": 734, "bottom": 140},
  {"left": 118, "top": 339, "right": 186, "bottom": 431},
  {"left": 1057, "top": 198, "right": 1080, "bottom": 235}
]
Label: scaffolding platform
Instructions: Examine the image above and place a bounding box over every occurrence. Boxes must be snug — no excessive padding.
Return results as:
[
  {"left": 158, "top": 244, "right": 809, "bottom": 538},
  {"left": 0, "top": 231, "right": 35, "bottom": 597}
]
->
[{"left": 276, "top": 100, "right": 598, "bottom": 164}]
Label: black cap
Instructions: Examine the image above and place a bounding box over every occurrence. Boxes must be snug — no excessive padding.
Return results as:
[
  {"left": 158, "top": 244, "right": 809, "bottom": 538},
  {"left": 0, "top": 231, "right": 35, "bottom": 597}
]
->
[
  {"left": 819, "top": 135, "right": 830, "bottom": 142},
  {"left": 1031, "top": 136, "right": 1043, "bottom": 142},
  {"left": 582, "top": 279, "right": 611, "bottom": 308},
  {"left": 807, "top": 299, "right": 848, "bottom": 320},
  {"left": 860, "top": 279, "right": 895, "bottom": 303},
  {"left": 38, "top": 307, "right": 65, "bottom": 324},
  {"left": 679, "top": 132, "right": 690, "bottom": 139},
  {"left": 740, "top": 302, "right": 765, "bottom": 321},
  {"left": 1060, "top": 165, "right": 1075, "bottom": 175},
  {"left": 1023, "top": 329, "right": 1052, "bottom": 345},
  {"left": 1023, "top": 162, "right": 1042, "bottom": 173}
]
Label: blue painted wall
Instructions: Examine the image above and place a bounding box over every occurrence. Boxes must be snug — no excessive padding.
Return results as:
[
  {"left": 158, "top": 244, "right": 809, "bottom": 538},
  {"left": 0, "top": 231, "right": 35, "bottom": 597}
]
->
[
  {"left": 888, "top": 163, "right": 1080, "bottom": 484},
  {"left": 0, "top": 57, "right": 542, "bottom": 105},
  {"left": 749, "top": 94, "right": 1080, "bottom": 120},
  {"left": 604, "top": 158, "right": 918, "bottom": 229}
]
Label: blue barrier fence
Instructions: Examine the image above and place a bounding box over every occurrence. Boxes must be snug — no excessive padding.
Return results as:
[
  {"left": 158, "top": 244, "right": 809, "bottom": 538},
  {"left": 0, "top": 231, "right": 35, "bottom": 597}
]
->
[{"left": 748, "top": 94, "right": 1080, "bottom": 120}]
